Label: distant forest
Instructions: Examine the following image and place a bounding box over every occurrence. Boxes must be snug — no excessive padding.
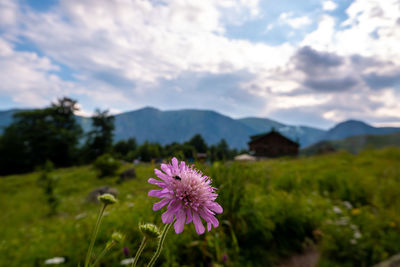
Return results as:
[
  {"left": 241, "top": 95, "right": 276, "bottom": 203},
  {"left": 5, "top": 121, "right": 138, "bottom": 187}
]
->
[{"left": 0, "top": 97, "right": 242, "bottom": 175}]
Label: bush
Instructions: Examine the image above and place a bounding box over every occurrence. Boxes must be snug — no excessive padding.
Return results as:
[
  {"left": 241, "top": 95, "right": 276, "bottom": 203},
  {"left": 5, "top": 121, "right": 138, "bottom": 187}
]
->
[
  {"left": 93, "top": 154, "right": 121, "bottom": 178},
  {"left": 37, "top": 161, "right": 59, "bottom": 216}
]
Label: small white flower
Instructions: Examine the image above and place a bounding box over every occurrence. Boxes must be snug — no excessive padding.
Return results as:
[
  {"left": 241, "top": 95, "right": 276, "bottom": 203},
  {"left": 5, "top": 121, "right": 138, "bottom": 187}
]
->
[
  {"left": 343, "top": 201, "right": 353, "bottom": 210},
  {"left": 354, "top": 231, "right": 362, "bottom": 239},
  {"left": 120, "top": 258, "right": 135, "bottom": 265},
  {"left": 336, "top": 217, "right": 349, "bottom": 226},
  {"left": 350, "top": 239, "right": 357, "bottom": 245},
  {"left": 333, "top": 206, "right": 342, "bottom": 214},
  {"left": 44, "top": 257, "right": 65, "bottom": 265},
  {"left": 350, "top": 224, "right": 358, "bottom": 231}
]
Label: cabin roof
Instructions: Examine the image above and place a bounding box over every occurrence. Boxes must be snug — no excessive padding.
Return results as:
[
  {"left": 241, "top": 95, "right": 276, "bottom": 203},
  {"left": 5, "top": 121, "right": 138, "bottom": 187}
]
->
[{"left": 249, "top": 130, "right": 299, "bottom": 146}]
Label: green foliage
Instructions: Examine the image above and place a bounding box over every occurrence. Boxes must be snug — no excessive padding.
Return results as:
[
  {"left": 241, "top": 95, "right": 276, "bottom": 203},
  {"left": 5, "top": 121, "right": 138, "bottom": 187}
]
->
[
  {"left": 93, "top": 154, "right": 121, "bottom": 178},
  {"left": 84, "top": 109, "right": 115, "bottom": 161},
  {"left": 0, "top": 97, "right": 83, "bottom": 175},
  {"left": 37, "top": 161, "right": 59, "bottom": 216},
  {"left": 1, "top": 148, "right": 400, "bottom": 266},
  {"left": 136, "top": 142, "right": 163, "bottom": 162},
  {"left": 185, "top": 134, "right": 208, "bottom": 153},
  {"left": 163, "top": 142, "right": 195, "bottom": 161},
  {"left": 113, "top": 138, "right": 137, "bottom": 160},
  {"left": 209, "top": 139, "right": 237, "bottom": 162}
]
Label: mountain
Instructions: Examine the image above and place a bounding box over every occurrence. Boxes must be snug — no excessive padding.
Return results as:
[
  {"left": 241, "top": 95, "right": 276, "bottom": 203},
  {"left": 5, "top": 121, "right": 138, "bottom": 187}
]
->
[
  {"left": 1, "top": 108, "right": 399, "bottom": 150},
  {"left": 113, "top": 107, "right": 255, "bottom": 149},
  {"left": 0, "top": 107, "right": 322, "bottom": 149},
  {"left": 238, "top": 117, "right": 326, "bottom": 147},
  {"left": 319, "top": 120, "right": 400, "bottom": 141},
  {"left": 301, "top": 132, "right": 400, "bottom": 155},
  {"left": 0, "top": 109, "right": 25, "bottom": 132}
]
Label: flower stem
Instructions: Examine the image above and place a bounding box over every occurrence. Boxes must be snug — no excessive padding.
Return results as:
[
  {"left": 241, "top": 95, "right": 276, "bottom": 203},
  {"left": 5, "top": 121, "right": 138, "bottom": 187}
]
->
[
  {"left": 90, "top": 241, "right": 115, "bottom": 266},
  {"left": 84, "top": 203, "right": 107, "bottom": 267},
  {"left": 131, "top": 236, "right": 148, "bottom": 267},
  {"left": 147, "top": 223, "right": 173, "bottom": 267}
]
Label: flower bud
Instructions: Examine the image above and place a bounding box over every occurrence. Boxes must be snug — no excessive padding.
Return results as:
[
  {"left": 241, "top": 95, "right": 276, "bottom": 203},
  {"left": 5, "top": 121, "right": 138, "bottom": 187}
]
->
[
  {"left": 98, "top": 193, "right": 117, "bottom": 205},
  {"left": 139, "top": 223, "right": 160, "bottom": 239},
  {"left": 111, "top": 231, "right": 125, "bottom": 244}
]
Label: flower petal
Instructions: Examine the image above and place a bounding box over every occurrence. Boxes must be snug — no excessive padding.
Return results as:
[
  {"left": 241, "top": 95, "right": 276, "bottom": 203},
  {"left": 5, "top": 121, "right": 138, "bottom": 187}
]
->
[
  {"left": 207, "top": 222, "right": 212, "bottom": 232},
  {"left": 172, "top": 157, "right": 179, "bottom": 169},
  {"left": 192, "top": 212, "right": 205, "bottom": 234},
  {"left": 179, "top": 161, "right": 186, "bottom": 171},
  {"left": 148, "top": 189, "right": 164, "bottom": 197},
  {"left": 154, "top": 169, "right": 170, "bottom": 181},
  {"left": 148, "top": 178, "right": 166, "bottom": 187},
  {"left": 161, "top": 209, "right": 175, "bottom": 224},
  {"left": 174, "top": 209, "right": 186, "bottom": 234},
  {"left": 199, "top": 209, "right": 219, "bottom": 228},
  {"left": 161, "top": 201, "right": 182, "bottom": 224},
  {"left": 153, "top": 198, "right": 170, "bottom": 211},
  {"left": 209, "top": 202, "right": 223, "bottom": 214},
  {"left": 186, "top": 208, "right": 193, "bottom": 224},
  {"left": 161, "top": 164, "right": 172, "bottom": 176}
]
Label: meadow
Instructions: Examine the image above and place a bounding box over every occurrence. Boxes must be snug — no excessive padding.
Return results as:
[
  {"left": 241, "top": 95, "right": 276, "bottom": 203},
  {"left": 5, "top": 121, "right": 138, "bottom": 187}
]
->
[{"left": 1, "top": 148, "right": 400, "bottom": 266}]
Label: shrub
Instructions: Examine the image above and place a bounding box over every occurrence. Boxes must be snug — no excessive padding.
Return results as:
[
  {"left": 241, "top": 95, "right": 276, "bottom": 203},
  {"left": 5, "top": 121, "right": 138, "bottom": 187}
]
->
[
  {"left": 37, "top": 160, "right": 59, "bottom": 216},
  {"left": 93, "top": 154, "right": 121, "bottom": 178}
]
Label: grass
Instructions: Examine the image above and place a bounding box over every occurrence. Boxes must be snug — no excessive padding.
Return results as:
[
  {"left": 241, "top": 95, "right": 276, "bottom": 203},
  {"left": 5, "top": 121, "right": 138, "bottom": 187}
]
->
[{"left": 1, "top": 148, "right": 400, "bottom": 266}]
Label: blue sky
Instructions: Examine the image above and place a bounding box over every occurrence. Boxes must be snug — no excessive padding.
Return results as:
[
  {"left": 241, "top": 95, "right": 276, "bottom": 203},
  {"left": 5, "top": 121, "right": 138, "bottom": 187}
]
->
[{"left": 0, "top": 0, "right": 400, "bottom": 129}]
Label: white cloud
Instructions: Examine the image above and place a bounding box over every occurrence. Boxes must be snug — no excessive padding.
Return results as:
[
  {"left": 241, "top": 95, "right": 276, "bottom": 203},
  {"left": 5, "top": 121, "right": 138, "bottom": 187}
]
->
[
  {"left": 16, "top": 0, "right": 290, "bottom": 86},
  {"left": 303, "top": 0, "right": 400, "bottom": 63},
  {"left": 0, "top": 37, "right": 79, "bottom": 107},
  {"left": 286, "top": 16, "right": 312, "bottom": 29},
  {"left": 279, "top": 12, "right": 312, "bottom": 29},
  {"left": 0, "top": 0, "right": 18, "bottom": 27},
  {"left": 1, "top": 0, "right": 400, "bottom": 127},
  {"left": 301, "top": 15, "right": 336, "bottom": 50},
  {"left": 322, "top": 1, "right": 338, "bottom": 11}
]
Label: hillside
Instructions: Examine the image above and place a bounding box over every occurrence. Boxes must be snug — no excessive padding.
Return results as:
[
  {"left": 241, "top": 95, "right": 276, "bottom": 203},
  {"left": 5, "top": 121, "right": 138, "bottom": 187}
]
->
[
  {"left": 2, "top": 149, "right": 400, "bottom": 266},
  {"left": 113, "top": 107, "right": 257, "bottom": 149},
  {"left": 319, "top": 120, "right": 400, "bottom": 141},
  {"left": 302, "top": 132, "right": 400, "bottom": 155}
]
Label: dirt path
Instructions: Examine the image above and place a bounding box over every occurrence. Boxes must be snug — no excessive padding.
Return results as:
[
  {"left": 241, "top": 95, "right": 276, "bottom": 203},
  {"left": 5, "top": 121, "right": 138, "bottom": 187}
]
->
[{"left": 278, "top": 248, "right": 320, "bottom": 267}]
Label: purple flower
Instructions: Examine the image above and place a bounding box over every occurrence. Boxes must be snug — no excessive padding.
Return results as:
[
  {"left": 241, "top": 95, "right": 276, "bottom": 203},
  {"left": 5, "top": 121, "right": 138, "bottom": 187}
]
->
[
  {"left": 148, "top": 157, "right": 223, "bottom": 234},
  {"left": 123, "top": 246, "right": 130, "bottom": 257}
]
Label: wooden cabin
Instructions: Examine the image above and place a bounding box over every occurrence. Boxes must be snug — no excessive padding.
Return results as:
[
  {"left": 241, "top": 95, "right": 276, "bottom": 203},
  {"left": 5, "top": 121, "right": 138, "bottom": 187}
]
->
[{"left": 248, "top": 130, "right": 299, "bottom": 157}]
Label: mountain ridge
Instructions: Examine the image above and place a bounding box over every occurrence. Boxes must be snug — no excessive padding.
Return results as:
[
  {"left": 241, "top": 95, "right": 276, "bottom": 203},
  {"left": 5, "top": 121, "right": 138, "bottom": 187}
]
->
[
  {"left": 301, "top": 131, "right": 400, "bottom": 155},
  {"left": 1, "top": 107, "right": 399, "bottom": 149}
]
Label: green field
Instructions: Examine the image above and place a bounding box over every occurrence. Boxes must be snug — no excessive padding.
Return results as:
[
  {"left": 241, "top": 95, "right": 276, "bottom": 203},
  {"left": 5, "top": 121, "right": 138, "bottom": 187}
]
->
[{"left": 2, "top": 148, "right": 400, "bottom": 266}]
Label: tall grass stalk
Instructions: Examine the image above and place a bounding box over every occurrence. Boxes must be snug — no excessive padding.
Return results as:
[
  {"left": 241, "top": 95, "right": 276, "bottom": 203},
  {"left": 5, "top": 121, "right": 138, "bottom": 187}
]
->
[
  {"left": 147, "top": 223, "right": 173, "bottom": 267},
  {"left": 91, "top": 240, "right": 116, "bottom": 267},
  {"left": 84, "top": 204, "right": 107, "bottom": 267},
  {"left": 131, "top": 237, "right": 147, "bottom": 267}
]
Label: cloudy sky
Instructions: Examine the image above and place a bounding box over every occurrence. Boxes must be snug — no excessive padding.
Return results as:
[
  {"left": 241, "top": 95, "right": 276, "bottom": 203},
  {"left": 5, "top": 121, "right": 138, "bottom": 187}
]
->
[{"left": 1, "top": 0, "right": 400, "bottom": 128}]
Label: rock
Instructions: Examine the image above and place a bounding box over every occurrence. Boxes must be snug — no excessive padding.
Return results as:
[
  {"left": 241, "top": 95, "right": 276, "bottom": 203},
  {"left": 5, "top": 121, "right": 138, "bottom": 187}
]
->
[
  {"left": 374, "top": 254, "right": 400, "bottom": 267},
  {"left": 87, "top": 186, "right": 118, "bottom": 203},
  {"left": 118, "top": 168, "right": 136, "bottom": 183}
]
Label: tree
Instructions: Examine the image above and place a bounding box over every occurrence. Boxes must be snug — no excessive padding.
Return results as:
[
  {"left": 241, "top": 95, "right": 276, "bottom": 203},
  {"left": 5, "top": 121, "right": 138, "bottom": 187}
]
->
[
  {"left": 84, "top": 109, "right": 115, "bottom": 160},
  {"left": 0, "top": 97, "right": 83, "bottom": 174},
  {"left": 114, "top": 138, "right": 137, "bottom": 160},
  {"left": 136, "top": 142, "right": 162, "bottom": 162},
  {"left": 209, "top": 138, "right": 234, "bottom": 162},
  {"left": 186, "top": 134, "right": 208, "bottom": 153},
  {"left": 0, "top": 124, "right": 31, "bottom": 175},
  {"left": 164, "top": 142, "right": 195, "bottom": 161},
  {"left": 48, "top": 97, "right": 83, "bottom": 166}
]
